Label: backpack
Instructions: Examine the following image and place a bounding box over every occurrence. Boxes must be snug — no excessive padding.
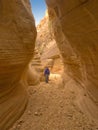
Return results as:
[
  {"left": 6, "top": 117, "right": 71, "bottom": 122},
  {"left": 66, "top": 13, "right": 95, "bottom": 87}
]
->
[{"left": 44, "top": 68, "right": 50, "bottom": 75}]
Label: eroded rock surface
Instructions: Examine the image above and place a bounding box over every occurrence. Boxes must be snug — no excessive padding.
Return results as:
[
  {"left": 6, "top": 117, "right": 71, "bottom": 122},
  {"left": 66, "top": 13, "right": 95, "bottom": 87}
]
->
[
  {"left": 25, "top": 48, "right": 43, "bottom": 85},
  {"left": 36, "top": 11, "right": 64, "bottom": 73},
  {"left": 46, "top": 0, "right": 98, "bottom": 122},
  {"left": 0, "top": 0, "right": 36, "bottom": 129}
]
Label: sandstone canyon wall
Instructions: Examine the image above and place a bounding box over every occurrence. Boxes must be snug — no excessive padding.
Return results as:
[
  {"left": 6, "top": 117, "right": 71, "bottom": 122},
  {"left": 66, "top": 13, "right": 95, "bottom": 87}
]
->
[
  {"left": 36, "top": 11, "right": 63, "bottom": 73},
  {"left": 28, "top": 48, "right": 43, "bottom": 84},
  {"left": 0, "top": 0, "right": 36, "bottom": 129},
  {"left": 46, "top": 0, "right": 98, "bottom": 122}
]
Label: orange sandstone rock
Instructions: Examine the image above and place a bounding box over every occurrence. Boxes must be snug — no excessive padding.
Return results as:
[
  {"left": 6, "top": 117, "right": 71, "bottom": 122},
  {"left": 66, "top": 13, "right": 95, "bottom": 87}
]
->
[{"left": 0, "top": 0, "right": 36, "bottom": 129}]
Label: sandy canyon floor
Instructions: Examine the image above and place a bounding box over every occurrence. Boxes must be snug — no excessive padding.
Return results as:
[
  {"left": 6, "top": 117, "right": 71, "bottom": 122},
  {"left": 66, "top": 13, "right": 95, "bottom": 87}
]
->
[{"left": 10, "top": 76, "right": 98, "bottom": 130}]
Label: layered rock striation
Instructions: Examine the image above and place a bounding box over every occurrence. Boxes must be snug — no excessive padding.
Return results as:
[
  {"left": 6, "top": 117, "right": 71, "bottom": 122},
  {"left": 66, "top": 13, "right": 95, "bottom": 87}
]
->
[
  {"left": 36, "top": 11, "right": 63, "bottom": 73},
  {"left": 0, "top": 0, "right": 36, "bottom": 129},
  {"left": 46, "top": 0, "right": 98, "bottom": 122}
]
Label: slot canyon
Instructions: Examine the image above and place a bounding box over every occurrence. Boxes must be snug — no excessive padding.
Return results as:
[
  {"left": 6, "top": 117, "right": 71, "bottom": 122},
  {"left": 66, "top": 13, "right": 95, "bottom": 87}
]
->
[{"left": 0, "top": 0, "right": 98, "bottom": 130}]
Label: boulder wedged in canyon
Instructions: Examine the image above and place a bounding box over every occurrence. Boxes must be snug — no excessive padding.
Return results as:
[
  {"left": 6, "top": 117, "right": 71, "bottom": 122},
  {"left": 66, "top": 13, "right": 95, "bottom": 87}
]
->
[
  {"left": 46, "top": 0, "right": 98, "bottom": 122},
  {"left": 0, "top": 0, "right": 36, "bottom": 130}
]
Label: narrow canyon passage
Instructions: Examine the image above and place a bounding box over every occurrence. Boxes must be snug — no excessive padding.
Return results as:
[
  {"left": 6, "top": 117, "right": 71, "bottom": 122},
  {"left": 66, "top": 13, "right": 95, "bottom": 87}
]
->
[
  {"left": 1, "top": 1, "right": 98, "bottom": 130},
  {"left": 10, "top": 77, "right": 97, "bottom": 130}
]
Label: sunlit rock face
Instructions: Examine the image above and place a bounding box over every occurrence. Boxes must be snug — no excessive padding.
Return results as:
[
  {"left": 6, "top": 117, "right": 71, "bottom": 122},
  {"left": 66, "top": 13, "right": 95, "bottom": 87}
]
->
[
  {"left": 46, "top": 0, "right": 98, "bottom": 122},
  {"left": 24, "top": 48, "right": 43, "bottom": 85},
  {"left": 36, "top": 11, "right": 64, "bottom": 74},
  {"left": 0, "top": 0, "right": 36, "bottom": 129},
  {"left": 22, "top": 64, "right": 40, "bottom": 86}
]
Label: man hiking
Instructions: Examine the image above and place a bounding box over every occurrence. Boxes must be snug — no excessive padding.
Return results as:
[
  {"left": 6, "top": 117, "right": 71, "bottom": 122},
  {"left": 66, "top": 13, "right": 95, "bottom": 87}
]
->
[{"left": 44, "top": 67, "right": 50, "bottom": 83}]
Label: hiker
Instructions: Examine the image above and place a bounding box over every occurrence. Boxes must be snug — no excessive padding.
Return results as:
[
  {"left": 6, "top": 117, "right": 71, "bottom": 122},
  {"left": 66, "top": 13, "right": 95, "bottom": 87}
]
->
[{"left": 44, "top": 67, "right": 50, "bottom": 83}]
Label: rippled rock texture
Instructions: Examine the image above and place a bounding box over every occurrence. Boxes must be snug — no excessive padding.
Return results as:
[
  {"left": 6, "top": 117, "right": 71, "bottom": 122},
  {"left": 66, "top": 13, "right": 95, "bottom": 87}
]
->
[
  {"left": 46, "top": 0, "right": 98, "bottom": 122},
  {"left": 0, "top": 0, "right": 36, "bottom": 129}
]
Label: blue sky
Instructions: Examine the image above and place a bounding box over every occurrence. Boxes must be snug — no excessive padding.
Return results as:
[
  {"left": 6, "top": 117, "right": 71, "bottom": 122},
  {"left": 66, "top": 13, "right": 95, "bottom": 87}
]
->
[{"left": 30, "top": 0, "right": 46, "bottom": 25}]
